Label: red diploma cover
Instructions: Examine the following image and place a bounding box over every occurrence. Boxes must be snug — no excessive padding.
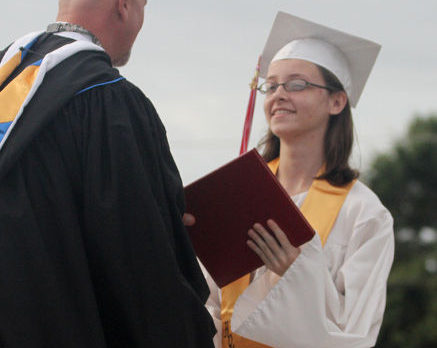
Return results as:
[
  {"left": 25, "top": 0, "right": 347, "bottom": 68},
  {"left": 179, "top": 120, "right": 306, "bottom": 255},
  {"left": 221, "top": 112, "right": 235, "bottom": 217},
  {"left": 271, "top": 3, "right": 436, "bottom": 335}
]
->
[{"left": 184, "top": 149, "right": 315, "bottom": 287}]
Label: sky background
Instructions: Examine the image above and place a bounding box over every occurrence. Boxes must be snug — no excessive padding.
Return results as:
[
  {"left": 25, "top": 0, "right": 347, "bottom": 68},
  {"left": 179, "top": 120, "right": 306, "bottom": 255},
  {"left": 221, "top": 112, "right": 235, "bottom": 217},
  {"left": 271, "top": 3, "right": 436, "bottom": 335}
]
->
[{"left": 1, "top": 0, "right": 436, "bottom": 185}]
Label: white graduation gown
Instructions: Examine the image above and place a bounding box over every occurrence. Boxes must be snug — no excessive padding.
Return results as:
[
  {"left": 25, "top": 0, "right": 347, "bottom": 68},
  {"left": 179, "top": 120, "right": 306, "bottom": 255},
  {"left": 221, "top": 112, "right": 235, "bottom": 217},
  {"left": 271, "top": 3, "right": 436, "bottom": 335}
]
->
[{"left": 203, "top": 180, "right": 394, "bottom": 348}]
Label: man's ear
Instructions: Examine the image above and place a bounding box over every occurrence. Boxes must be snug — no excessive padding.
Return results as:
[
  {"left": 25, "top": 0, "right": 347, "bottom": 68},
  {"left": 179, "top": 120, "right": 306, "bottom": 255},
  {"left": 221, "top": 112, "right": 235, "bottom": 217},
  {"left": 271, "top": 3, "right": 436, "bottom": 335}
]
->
[
  {"left": 116, "top": 0, "right": 129, "bottom": 21},
  {"left": 329, "top": 90, "right": 348, "bottom": 116}
]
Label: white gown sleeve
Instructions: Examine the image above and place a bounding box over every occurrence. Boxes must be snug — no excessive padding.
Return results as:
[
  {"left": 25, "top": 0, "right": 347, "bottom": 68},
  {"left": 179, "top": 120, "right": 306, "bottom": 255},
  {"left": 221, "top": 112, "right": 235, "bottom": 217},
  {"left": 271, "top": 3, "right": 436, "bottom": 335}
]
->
[{"left": 231, "top": 184, "right": 395, "bottom": 348}]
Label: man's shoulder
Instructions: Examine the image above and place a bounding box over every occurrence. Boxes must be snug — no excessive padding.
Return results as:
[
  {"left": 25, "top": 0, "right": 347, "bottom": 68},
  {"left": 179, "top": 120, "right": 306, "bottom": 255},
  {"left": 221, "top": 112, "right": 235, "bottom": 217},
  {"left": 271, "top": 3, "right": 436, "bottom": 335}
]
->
[
  {"left": 63, "top": 49, "right": 117, "bottom": 77},
  {"left": 46, "top": 48, "right": 122, "bottom": 97}
]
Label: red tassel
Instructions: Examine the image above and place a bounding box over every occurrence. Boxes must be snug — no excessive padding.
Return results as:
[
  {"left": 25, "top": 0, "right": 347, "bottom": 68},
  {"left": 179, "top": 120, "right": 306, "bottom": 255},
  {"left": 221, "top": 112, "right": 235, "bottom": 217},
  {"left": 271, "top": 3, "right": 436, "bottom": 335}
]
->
[{"left": 239, "top": 57, "right": 261, "bottom": 155}]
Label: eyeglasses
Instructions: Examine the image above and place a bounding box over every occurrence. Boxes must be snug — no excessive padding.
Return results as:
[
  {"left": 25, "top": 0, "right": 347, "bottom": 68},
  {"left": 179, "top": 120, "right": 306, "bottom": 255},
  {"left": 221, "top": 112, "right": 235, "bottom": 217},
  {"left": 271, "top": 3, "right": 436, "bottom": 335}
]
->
[{"left": 257, "top": 79, "right": 335, "bottom": 95}]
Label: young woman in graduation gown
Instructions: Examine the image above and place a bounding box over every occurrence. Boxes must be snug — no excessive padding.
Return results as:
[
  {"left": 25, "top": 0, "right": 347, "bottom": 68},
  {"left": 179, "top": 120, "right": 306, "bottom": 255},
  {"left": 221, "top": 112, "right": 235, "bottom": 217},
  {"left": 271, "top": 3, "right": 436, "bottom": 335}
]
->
[{"left": 202, "top": 12, "right": 394, "bottom": 348}]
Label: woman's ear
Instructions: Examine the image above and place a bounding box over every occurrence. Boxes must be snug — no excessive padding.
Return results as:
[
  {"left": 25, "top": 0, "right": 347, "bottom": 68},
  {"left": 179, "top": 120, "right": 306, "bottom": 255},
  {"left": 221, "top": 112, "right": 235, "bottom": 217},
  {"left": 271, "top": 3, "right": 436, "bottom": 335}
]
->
[{"left": 329, "top": 90, "right": 348, "bottom": 116}]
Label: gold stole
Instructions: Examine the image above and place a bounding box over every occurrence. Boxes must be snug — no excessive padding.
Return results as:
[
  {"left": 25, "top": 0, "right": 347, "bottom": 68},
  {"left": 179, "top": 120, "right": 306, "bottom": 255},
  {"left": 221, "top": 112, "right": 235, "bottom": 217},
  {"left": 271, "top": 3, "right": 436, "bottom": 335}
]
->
[
  {"left": 0, "top": 51, "right": 41, "bottom": 139},
  {"left": 221, "top": 157, "right": 355, "bottom": 348}
]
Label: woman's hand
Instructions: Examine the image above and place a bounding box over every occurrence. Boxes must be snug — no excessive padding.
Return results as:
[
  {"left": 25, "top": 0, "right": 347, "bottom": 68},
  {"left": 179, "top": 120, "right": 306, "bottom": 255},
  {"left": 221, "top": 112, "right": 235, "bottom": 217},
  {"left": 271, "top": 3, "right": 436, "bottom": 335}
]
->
[{"left": 247, "top": 219, "right": 301, "bottom": 276}]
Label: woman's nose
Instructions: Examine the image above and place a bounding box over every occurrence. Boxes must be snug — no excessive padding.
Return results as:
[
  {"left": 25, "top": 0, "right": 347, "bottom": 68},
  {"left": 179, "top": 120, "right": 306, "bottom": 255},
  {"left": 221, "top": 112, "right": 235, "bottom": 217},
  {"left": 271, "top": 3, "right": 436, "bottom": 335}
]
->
[{"left": 271, "top": 84, "right": 289, "bottom": 100}]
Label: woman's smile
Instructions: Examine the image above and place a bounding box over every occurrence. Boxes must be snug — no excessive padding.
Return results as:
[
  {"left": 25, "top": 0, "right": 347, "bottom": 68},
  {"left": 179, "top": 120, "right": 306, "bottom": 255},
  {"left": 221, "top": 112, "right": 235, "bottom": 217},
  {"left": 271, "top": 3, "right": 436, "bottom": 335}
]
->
[{"left": 271, "top": 108, "right": 296, "bottom": 118}]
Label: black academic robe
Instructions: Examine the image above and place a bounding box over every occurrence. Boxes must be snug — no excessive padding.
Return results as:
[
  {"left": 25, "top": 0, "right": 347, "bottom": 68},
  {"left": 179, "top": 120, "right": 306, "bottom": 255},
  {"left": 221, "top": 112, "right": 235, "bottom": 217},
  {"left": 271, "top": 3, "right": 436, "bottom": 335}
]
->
[{"left": 0, "top": 34, "right": 215, "bottom": 347}]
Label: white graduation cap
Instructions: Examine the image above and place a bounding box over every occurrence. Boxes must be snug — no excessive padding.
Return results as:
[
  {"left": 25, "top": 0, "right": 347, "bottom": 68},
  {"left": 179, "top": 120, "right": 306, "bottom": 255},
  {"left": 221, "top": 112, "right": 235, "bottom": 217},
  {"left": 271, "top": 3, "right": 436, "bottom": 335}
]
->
[{"left": 260, "top": 11, "right": 381, "bottom": 107}]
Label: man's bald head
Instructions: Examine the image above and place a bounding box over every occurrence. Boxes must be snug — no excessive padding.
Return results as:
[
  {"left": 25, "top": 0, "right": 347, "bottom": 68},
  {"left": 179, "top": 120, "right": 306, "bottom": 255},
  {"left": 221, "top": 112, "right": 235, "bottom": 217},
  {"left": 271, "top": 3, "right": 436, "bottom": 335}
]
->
[{"left": 56, "top": 0, "right": 147, "bottom": 66}]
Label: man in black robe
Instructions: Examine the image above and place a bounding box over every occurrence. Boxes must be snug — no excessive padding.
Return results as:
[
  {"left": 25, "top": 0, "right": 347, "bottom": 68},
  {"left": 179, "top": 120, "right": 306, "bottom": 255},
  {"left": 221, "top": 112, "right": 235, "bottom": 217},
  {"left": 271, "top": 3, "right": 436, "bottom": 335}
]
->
[{"left": 0, "top": 0, "right": 215, "bottom": 347}]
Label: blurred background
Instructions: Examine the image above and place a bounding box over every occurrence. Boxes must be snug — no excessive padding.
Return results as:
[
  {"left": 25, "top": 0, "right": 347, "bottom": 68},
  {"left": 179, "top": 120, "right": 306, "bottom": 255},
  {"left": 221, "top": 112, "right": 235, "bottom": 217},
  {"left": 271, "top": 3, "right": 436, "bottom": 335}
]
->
[{"left": 1, "top": 1, "right": 436, "bottom": 346}]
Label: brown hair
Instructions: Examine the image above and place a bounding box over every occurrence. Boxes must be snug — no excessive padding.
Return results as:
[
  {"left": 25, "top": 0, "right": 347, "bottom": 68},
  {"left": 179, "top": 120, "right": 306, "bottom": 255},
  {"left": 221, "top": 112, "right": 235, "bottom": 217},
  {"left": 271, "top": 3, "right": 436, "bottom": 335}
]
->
[{"left": 257, "top": 65, "right": 359, "bottom": 186}]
